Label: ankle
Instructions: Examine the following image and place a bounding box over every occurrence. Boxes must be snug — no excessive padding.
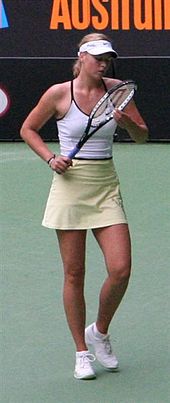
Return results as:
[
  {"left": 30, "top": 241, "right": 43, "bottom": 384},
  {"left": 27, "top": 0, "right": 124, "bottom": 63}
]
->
[
  {"left": 94, "top": 322, "right": 108, "bottom": 338},
  {"left": 76, "top": 350, "right": 89, "bottom": 356}
]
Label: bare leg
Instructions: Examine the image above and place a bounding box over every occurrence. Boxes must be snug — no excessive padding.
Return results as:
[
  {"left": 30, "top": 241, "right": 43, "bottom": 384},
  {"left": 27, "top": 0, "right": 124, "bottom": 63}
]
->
[
  {"left": 92, "top": 224, "right": 131, "bottom": 334},
  {"left": 56, "top": 229, "right": 87, "bottom": 351}
]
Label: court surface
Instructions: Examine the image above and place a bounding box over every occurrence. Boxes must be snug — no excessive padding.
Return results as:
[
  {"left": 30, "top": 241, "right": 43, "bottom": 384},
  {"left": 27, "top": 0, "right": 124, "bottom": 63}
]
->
[{"left": 1, "top": 142, "right": 170, "bottom": 403}]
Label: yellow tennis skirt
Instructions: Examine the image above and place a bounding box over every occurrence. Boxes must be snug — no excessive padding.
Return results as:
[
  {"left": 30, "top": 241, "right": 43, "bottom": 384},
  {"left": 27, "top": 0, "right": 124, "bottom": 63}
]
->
[{"left": 42, "top": 158, "right": 127, "bottom": 230}]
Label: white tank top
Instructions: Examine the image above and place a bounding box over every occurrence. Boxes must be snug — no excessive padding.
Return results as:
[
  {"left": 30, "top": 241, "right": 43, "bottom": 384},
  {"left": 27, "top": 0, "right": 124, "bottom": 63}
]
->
[{"left": 57, "top": 81, "right": 117, "bottom": 159}]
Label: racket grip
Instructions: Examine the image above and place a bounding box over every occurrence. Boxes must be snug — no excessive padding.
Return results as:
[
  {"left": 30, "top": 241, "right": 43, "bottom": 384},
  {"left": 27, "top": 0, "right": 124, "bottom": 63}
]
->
[{"left": 68, "top": 146, "right": 80, "bottom": 159}]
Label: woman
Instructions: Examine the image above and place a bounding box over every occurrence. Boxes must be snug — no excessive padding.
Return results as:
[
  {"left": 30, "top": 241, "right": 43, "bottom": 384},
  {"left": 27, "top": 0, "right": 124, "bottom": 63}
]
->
[{"left": 20, "top": 33, "right": 148, "bottom": 380}]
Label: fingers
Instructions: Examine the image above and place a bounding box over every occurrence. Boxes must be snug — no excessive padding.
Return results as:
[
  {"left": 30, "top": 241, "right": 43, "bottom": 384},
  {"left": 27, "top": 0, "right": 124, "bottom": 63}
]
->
[
  {"left": 114, "top": 109, "right": 131, "bottom": 129},
  {"left": 48, "top": 155, "right": 72, "bottom": 174},
  {"left": 113, "top": 109, "right": 124, "bottom": 121}
]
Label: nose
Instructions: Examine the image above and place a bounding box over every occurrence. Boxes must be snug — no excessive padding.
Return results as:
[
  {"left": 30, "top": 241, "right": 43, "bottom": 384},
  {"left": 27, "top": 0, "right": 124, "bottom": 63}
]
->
[{"left": 99, "top": 60, "right": 107, "bottom": 69}]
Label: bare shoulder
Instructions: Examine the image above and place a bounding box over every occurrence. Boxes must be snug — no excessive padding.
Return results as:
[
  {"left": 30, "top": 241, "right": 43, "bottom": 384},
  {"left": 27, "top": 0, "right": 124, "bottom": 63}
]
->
[
  {"left": 41, "top": 81, "right": 71, "bottom": 102},
  {"left": 103, "top": 77, "right": 122, "bottom": 89},
  {"left": 21, "top": 80, "right": 72, "bottom": 131},
  {"left": 36, "top": 80, "right": 71, "bottom": 118}
]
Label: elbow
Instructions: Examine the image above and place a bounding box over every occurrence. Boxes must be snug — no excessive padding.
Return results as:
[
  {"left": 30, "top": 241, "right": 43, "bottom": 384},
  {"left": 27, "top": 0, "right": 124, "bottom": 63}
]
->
[
  {"left": 20, "top": 126, "right": 24, "bottom": 140},
  {"left": 142, "top": 129, "right": 149, "bottom": 143},
  {"left": 20, "top": 123, "right": 30, "bottom": 142},
  {"left": 136, "top": 127, "right": 149, "bottom": 144},
  {"left": 20, "top": 123, "right": 26, "bottom": 140},
  {"left": 137, "top": 134, "right": 148, "bottom": 144}
]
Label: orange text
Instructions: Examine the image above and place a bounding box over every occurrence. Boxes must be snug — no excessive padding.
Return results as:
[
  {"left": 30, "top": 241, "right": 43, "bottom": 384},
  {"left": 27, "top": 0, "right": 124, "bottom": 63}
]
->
[{"left": 50, "top": 0, "right": 170, "bottom": 30}]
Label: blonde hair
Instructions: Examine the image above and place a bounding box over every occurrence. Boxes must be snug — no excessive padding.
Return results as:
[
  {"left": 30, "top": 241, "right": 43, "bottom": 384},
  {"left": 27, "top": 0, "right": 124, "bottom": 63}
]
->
[{"left": 72, "top": 33, "right": 112, "bottom": 78}]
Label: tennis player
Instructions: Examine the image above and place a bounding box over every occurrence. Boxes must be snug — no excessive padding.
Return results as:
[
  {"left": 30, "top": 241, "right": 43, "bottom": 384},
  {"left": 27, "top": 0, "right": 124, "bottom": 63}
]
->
[{"left": 20, "top": 33, "right": 148, "bottom": 380}]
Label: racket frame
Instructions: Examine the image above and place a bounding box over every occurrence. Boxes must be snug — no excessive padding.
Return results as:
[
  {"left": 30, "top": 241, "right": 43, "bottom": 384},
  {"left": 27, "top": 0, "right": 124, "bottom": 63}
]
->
[{"left": 68, "top": 80, "right": 137, "bottom": 159}]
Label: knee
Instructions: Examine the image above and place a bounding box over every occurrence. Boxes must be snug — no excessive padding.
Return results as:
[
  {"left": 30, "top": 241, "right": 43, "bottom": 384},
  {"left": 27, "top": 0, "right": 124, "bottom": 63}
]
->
[
  {"left": 109, "top": 260, "right": 131, "bottom": 285},
  {"left": 64, "top": 264, "right": 85, "bottom": 287}
]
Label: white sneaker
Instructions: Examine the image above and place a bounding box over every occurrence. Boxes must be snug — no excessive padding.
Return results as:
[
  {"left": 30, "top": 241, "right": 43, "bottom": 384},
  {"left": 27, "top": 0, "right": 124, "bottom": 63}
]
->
[
  {"left": 74, "top": 351, "right": 96, "bottom": 380},
  {"left": 85, "top": 323, "right": 119, "bottom": 370}
]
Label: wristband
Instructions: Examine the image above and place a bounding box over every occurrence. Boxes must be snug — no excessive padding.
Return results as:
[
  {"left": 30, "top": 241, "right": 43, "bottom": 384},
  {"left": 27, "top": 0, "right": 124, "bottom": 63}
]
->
[{"left": 47, "top": 154, "right": 56, "bottom": 165}]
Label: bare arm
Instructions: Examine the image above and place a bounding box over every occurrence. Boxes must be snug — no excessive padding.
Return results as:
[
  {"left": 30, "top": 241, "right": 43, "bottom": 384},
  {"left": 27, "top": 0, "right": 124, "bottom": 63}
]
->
[
  {"left": 104, "top": 77, "right": 149, "bottom": 143},
  {"left": 20, "top": 86, "right": 59, "bottom": 161},
  {"left": 20, "top": 85, "right": 71, "bottom": 173},
  {"left": 114, "top": 100, "right": 149, "bottom": 143}
]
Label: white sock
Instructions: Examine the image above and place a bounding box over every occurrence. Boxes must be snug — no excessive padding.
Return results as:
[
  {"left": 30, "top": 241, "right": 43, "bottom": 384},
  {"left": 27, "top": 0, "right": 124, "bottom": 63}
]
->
[
  {"left": 93, "top": 323, "right": 107, "bottom": 338},
  {"left": 76, "top": 350, "right": 89, "bottom": 356}
]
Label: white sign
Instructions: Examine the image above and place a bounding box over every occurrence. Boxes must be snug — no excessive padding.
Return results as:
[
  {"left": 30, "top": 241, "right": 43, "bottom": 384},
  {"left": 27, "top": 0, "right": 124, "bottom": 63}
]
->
[{"left": 0, "top": 87, "right": 10, "bottom": 117}]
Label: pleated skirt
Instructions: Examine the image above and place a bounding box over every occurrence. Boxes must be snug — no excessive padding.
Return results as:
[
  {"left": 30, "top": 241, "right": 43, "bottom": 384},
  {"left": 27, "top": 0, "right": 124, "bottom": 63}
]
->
[{"left": 42, "top": 159, "right": 127, "bottom": 230}]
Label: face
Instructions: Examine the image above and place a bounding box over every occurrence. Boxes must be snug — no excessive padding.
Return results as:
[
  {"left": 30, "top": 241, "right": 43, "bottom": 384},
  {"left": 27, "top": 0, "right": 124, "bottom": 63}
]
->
[
  {"left": 93, "top": 54, "right": 113, "bottom": 63},
  {"left": 80, "top": 52, "right": 112, "bottom": 78}
]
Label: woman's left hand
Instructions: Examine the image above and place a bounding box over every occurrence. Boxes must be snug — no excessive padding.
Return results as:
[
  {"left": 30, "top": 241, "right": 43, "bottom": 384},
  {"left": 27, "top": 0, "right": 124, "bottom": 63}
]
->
[
  {"left": 113, "top": 109, "right": 134, "bottom": 130},
  {"left": 113, "top": 106, "right": 148, "bottom": 143}
]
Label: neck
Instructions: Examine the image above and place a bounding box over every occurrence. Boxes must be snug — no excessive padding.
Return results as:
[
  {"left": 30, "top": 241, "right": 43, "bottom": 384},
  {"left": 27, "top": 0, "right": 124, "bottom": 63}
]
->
[{"left": 75, "top": 72, "right": 104, "bottom": 91}]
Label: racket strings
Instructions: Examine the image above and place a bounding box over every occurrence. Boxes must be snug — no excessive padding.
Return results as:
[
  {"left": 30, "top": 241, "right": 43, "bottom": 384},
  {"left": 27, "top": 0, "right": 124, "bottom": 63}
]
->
[
  {"left": 88, "top": 81, "right": 136, "bottom": 132},
  {"left": 90, "top": 82, "right": 135, "bottom": 128},
  {"left": 91, "top": 98, "right": 114, "bottom": 127},
  {"left": 68, "top": 80, "right": 137, "bottom": 158},
  {"left": 110, "top": 86, "right": 132, "bottom": 109}
]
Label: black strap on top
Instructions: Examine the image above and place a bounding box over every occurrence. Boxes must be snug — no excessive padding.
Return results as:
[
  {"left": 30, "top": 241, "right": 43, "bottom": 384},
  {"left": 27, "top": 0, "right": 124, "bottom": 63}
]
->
[
  {"left": 71, "top": 80, "right": 74, "bottom": 100},
  {"left": 71, "top": 79, "right": 108, "bottom": 101},
  {"left": 102, "top": 78, "right": 108, "bottom": 92}
]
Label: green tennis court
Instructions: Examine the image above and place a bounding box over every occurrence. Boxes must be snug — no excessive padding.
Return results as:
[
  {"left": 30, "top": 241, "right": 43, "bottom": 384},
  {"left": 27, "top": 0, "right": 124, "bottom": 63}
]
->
[{"left": 1, "top": 142, "right": 170, "bottom": 403}]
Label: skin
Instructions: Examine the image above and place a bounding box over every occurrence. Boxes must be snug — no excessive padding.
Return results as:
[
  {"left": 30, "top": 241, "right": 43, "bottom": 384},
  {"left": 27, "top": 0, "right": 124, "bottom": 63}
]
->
[{"left": 20, "top": 50, "right": 148, "bottom": 351}]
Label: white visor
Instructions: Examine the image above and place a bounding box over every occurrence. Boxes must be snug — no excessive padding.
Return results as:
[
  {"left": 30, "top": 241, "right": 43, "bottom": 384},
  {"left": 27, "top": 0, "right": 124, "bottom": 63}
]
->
[{"left": 78, "top": 40, "right": 118, "bottom": 58}]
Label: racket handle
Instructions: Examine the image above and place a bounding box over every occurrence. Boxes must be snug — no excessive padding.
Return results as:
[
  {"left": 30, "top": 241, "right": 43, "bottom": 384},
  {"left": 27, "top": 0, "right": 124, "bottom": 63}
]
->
[{"left": 68, "top": 146, "right": 80, "bottom": 159}]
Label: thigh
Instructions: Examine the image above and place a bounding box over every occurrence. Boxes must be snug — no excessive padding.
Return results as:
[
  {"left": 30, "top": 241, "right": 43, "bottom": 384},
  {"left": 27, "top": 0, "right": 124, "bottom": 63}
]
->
[
  {"left": 92, "top": 224, "right": 131, "bottom": 273},
  {"left": 56, "top": 229, "right": 87, "bottom": 271}
]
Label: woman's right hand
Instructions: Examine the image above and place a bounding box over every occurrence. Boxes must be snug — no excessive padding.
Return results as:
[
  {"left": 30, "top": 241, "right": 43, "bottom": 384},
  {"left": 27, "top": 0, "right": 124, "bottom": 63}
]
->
[{"left": 49, "top": 155, "right": 72, "bottom": 174}]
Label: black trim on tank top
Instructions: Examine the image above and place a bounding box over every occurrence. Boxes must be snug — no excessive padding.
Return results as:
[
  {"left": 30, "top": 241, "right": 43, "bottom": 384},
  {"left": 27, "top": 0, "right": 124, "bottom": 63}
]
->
[
  {"left": 71, "top": 78, "right": 107, "bottom": 98},
  {"left": 70, "top": 79, "right": 108, "bottom": 115},
  {"left": 71, "top": 79, "right": 108, "bottom": 101},
  {"left": 73, "top": 157, "right": 112, "bottom": 160},
  {"left": 71, "top": 80, "right": 74, "bottom": 100},
  {"left": 102, "top": 79, "right": 108, "bottom": 92}
]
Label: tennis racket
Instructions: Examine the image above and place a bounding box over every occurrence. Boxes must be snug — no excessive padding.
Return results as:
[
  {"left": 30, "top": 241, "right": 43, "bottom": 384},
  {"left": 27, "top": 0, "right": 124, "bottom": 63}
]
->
[{"left": 68, "top": 80, "right": 137, "bottom": 159}]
